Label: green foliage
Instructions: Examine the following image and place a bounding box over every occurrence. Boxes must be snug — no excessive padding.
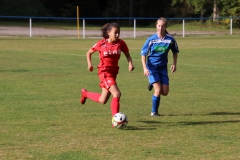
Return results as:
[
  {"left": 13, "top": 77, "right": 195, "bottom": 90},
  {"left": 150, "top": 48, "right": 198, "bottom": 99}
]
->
[
  {"left": 0, "top": 0, "right": 51, "bottom": 16},
  {"left": 0, "top": 36, "right": 240, "bottom": 159},
  {"left": 0, "top": 0, "right": 239, "bottom": 28},
  {"left": 177, "top": 0, "right": 215, "bottom": 19},
  {"left": 219, "top": 0, "right": 240, "bottom": 16},
  {"left": 172, "top": 0, "right": 240, "bottom": 17}
]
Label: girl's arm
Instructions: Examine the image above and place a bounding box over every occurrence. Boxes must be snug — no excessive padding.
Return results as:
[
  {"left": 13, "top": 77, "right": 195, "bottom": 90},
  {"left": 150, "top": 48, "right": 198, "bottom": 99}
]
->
[
  {"left": 141, "top": 55, "right": 149, "bottom": 76},
  {"left": 86, "top": 49, "right": 95, "bottom": 72},
  {"left": 170, "top": 53, "right": 178, "bottom": 73},
  {"left": 123, "top": 52, "right": 134, "bottom": 72}
]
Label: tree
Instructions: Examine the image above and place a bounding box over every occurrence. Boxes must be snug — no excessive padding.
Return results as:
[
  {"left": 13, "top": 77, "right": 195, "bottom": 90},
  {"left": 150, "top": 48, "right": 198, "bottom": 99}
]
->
[
  {"left": 213, "top": 0, "right": 219, "bottom": 21},
  {"left": 172, "top": 0, "right": 240, "bottom": 18},
  {"left": 0, "top": 0, "right": 51, "bottom": 16},
  {"left": 172, "top": 0, "right": 211, "bottom": 20},
  {"left": 219, "top": 0, "right": 240, "bottom": 16},
  {"left": 218, "top": 0, "right": 240, "bottom": 28}
]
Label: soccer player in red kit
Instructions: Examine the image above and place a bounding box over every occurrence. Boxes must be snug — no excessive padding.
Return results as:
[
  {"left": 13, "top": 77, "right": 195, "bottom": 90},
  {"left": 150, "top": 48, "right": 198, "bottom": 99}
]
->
[{"left": 80, "top": 22, "right": 134, "bottom": 119}]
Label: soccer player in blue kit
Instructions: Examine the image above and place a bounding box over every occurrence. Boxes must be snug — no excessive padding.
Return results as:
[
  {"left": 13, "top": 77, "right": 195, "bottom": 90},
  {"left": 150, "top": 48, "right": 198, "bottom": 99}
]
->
[{"left": 140, "top": 17, "right": 179, "bottom": 116}]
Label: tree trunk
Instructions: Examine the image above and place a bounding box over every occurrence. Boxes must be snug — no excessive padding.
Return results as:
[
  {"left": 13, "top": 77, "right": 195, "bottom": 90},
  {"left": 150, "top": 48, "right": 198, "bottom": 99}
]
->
[
  {"left": 117, "top": 0, "right": 120, "bottom": 23},
  {"left": 200, "top": 8, "right": 204, "bottom": 23},
  {"left": 129, "top": 0, "right": 133, "bottom": 26},
  {"left": 213, "top": 0, "right": 219, "bottom": 23}
]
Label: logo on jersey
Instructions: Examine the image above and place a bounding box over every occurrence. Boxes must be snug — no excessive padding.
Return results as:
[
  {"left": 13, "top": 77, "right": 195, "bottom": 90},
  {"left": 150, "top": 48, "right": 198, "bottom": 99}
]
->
[
  {"left": 154, "top": 46, "right": 167, "bottom": 53},
  {"left": 153, "top": 40, "right": 171, "bottom": 44},
  {"left": 103, "top": 49, "right": 121, "bottom": 56}
]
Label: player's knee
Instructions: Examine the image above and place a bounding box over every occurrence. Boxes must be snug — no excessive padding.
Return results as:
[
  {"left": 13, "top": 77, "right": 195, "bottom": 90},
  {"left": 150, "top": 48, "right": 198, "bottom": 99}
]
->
[
  {"left": 161, "top": 91, "right": 169, "bottom": 96},
  {"left": 98, "top": 97, "right": 109, "bottom": 104},
  {"left": 154, "top": 89, "right": 161, "bottom": 97},
  {"left": 102, "top": 100, "right": 108, "bottom": 104},
  {"left": 99, "top": 99, "right": 108, "bottom": 104},
  {"left": 115, "top": 91, "right": 121, "bottom": 98},
  {"left": 111, "top": 90, "right": 121, "bottom": 98}
]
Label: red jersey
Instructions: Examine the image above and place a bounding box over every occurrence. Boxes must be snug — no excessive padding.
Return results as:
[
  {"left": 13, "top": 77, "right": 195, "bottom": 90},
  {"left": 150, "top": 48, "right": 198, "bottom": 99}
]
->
[
  {"left": 91, "top": 38, "right": 129, "bottom": 89},
  {"left": 91, "top": 38, "right": 129, "bottom": 69}
]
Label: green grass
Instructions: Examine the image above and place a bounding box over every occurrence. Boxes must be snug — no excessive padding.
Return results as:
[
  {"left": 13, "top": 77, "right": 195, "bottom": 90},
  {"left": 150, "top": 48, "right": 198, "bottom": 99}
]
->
[{"left": 0, "top": 35, "right": 240, "bottom": 159}]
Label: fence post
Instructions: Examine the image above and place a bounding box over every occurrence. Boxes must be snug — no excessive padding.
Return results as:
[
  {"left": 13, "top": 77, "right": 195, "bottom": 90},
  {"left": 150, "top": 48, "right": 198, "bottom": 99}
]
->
[
  {"left": 182, "top": 19, "right": 185, "bottom": 37},
  {"left": 83, "top": 19, "right": 85, "bottom": 39},
  {"left": 134, "top": 19, "right": 136, "bottom": 39},
  {"left": 29, "top": 18, "right": 32, "bottom": 37},
  {"left": 230, "top": 18, "right": 233, "bottom": 35},
  {"left": 77, "top": 6, "right": 80, "bottom": 38}
]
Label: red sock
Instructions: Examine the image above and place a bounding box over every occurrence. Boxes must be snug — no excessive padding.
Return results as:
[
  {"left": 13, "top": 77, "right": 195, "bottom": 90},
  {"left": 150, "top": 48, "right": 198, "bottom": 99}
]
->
[
  {"left": 86, "top": 92, "right": 100, "bottom": 103},
  {"left": 111, "top": 97, "right": 120, "bottom": 116}
]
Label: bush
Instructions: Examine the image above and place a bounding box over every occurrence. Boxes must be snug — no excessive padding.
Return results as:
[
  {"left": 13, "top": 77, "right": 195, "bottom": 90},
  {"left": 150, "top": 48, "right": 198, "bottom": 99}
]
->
[{"left": 0, "top": 0, "right": 52, "bottom": 16}]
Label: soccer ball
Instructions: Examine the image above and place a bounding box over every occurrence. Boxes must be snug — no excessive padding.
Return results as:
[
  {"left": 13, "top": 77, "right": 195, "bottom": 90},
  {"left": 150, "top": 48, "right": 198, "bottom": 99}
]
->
[{"left": 112, "top": 112, "right": 128, "bottom": 129}]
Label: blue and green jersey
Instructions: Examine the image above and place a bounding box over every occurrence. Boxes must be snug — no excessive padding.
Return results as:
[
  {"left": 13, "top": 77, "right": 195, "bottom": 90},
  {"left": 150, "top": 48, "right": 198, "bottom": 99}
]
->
[{"left": 141, "top": 33, "right": 179, "bottom": 66}]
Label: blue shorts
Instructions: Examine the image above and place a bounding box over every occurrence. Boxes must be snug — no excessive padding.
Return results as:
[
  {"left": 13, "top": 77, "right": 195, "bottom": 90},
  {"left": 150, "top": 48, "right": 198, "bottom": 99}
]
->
[{"left": 147, "top": 64, "right": 169, "bottom": 85}]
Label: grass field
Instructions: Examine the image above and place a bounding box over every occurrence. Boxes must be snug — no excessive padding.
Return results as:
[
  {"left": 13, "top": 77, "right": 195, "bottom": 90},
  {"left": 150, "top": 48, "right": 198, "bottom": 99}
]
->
[{"left": 0, "top": 35, "right": 240, "bottom": 160}]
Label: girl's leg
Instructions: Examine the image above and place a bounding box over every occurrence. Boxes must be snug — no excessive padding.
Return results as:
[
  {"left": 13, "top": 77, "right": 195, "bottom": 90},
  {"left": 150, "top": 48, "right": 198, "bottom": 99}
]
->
[
  {"left": 109, "top": 84, "right": 121, "bottom": 116},
  {"left": 98, "top": 88, "right": 111, "bottom": 104},
  {"left": 150, "top": 83, "right": 169, "bottom": 116},
  {"left": 80, "top": 88, "right": 111, "bottom": 105},
  {"left": 151, "top": 82, "right": 161, "bottom": 116},
  {"left": 161, "top": 84, "right": 169, "bottom": 96}
]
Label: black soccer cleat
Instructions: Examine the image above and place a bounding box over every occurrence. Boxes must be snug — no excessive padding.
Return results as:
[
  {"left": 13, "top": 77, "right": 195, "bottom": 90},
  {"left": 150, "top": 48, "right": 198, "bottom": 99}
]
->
[{"left": 148, "top": 83, "right": 153, "bottom": 91}]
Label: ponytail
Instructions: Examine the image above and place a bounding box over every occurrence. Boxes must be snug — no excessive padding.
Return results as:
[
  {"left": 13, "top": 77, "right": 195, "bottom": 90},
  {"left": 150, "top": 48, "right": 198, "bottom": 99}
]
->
[{"left": 101, "top": 23, "right": 110, "bottom": 39}]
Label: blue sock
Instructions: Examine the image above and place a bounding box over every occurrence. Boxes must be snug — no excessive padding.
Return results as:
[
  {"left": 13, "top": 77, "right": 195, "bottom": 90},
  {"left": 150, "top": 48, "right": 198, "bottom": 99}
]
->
[{"left": 152, "top": 95, "right": 160, "bottom": 112}]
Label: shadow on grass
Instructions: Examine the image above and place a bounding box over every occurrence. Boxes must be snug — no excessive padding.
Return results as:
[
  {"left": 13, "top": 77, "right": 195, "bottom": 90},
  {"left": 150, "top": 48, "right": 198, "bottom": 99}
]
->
[
  {"left": 125, "top": 120, "right": 162, "bottom": 130},
  {"left": 0, "top": 69, "right": 29, "bottom": 72},
  {"left": 207, "top": 112, "right": 240, "bottom": 116},
  {"left": 165, "top": 112, "right": 240, "bottom": 117},
  {"left": 136, "top": 117, "right": 240, "bottom": 127},
  {"left": 137, "top": 120, "right": 162, "bottom": 124},
  {"left": 126, "top": 125, "right": 157, "bottom": 130},
  {"left": 48, "top": 151, "right": 94, "bottom": 160},
  {"left": 178, "top": 119, "right": 240, "bottom": 126}
]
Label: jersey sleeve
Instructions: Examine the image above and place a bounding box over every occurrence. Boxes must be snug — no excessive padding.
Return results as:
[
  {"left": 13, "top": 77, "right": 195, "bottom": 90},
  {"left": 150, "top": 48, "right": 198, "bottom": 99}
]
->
[
  {"left": 120, "top": 40, "right": 129, "bottom": 53},
  {"left": 140, "top": 38, "right": 151, "bottom": 56},
  {"left": 91, "top": 40, "right": 101, "bottom": 52},
  {"left": 170, "top": 37, "right": 179, "bottom": 54}
]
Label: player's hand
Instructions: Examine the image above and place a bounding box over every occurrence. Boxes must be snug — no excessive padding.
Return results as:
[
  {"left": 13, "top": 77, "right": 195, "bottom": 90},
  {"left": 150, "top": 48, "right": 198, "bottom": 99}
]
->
[
  {"left": 170, "top": 65, "right": 177, "bottom": 73},
  {"left": 88, "top": 66, "right": 93, "bottom": 72},
  {"left": 143, "top": 68, "right": 150, "bottom": 76},
  {"left": 129, "top": 65, "right": 134, "bottom": 72}
]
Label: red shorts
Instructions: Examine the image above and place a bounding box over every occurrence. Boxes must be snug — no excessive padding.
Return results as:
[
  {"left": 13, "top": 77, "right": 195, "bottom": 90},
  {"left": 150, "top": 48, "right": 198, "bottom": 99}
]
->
[{"left": 98, "top": 66, "right": 119, "bottom": 90}]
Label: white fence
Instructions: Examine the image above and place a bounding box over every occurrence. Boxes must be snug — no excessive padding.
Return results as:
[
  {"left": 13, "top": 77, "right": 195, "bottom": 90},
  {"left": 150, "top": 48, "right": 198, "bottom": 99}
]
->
[{"left": 0, "top": 16, "right": 239, "bottom": 38}]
